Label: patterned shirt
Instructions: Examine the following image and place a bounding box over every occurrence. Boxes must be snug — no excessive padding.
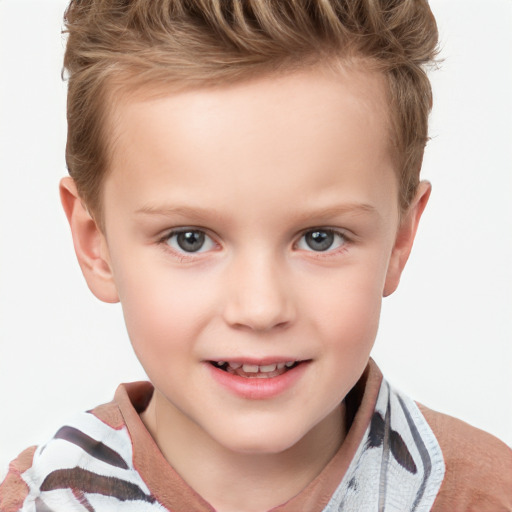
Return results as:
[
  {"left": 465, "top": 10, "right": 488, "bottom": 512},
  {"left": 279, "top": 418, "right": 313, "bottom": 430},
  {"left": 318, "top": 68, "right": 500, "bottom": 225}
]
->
[{"left": 1, "top": 360, "right": 511, "bottom": 511}]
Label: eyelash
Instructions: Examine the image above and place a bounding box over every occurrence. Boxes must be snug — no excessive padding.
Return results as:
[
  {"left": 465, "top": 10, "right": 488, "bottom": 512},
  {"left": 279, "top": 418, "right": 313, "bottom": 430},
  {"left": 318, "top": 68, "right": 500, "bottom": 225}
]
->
[
  {"left": 157, "top": 228, "right": 218, "bottom": 262},
  {"left": 158, "top": 227, "right": 352, "bottom": 261},
  {"left": 294, "top": 228, "right": 351, "bottom": 257}
]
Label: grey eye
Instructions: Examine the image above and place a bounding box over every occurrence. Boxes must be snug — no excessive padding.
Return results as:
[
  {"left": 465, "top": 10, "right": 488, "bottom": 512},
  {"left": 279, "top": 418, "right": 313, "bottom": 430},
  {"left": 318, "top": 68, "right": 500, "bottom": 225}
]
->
[
  {"left": 297, "top": 229, "right": 346, "bottom": 252},
  {"left": 305, "top": 230, "right": 334, "bottom": 251},
  {"left": 166, "top": 230, "right": 214, "bottom": 253}
]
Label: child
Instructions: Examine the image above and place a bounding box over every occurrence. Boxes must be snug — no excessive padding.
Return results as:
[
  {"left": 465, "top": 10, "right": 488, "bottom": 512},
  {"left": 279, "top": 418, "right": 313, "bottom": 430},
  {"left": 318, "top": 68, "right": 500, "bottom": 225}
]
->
[{"left": 1, "top": 1, "right": 511, "bottom": 511}]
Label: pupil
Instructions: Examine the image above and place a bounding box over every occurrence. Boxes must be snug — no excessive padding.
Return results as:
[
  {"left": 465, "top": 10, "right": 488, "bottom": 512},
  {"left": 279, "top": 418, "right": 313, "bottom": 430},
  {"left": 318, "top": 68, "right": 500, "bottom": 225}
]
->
[
  {"left": 306, "top": 230, "right": 334, "bottom": 251},
  {"left": 177, "top": 231, "right": 205, "bottom": 252}
]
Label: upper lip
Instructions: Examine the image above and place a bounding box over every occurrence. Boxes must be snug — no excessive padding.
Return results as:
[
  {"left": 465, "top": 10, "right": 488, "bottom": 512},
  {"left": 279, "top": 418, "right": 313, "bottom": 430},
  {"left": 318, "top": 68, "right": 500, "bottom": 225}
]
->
[{"left": 206, "top": 357, "right": 308, "bottom": 365}]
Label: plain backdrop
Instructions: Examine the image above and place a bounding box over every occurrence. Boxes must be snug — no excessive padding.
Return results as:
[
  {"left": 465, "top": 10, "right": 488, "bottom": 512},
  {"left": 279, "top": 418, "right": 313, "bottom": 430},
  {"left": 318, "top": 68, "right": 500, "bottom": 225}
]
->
[{"left": 1, "top": 0, "right": 511, "bottom": 473}]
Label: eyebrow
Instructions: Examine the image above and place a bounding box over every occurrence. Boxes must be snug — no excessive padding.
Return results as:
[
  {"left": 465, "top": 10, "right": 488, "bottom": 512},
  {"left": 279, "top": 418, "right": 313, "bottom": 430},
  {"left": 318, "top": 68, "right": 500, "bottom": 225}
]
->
[
  {"left": 135, "top": 202, "right": 380, "bottom": 223},
  {"left": 293, "top": 203, "right": 380, "bottom": 221},
  {"left": 135, "top": 204, "right": 224, "bottom": 223}
]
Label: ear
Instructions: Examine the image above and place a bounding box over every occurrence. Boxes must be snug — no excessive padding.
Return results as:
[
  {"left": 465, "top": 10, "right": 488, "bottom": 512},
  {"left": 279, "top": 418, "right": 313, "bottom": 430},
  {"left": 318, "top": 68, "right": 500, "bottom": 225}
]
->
[
  {"left": 383, "top": 181, "right": 431, "bottom": 297},
  {"left": 60, "top": 177, "right": 119, "bottom": 303}
]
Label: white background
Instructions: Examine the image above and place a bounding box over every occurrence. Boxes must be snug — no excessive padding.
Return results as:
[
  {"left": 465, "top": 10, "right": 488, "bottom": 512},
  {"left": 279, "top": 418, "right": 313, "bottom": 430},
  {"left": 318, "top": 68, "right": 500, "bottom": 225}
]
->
[{"left": 1, "top": 0, "right": 511, "bottom": 473}]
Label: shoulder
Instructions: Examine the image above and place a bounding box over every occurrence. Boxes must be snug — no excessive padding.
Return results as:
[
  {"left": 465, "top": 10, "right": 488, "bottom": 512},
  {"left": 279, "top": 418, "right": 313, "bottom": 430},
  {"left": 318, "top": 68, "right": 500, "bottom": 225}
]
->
[
  {"left": 417, "top": 403, "right": 512, "bottom": 511},
  {"left": 0, "top": 390, "right": 154, "bottom": 512},
  {"left": 0, "top": 446, "right": 37, "bottom": 512}
]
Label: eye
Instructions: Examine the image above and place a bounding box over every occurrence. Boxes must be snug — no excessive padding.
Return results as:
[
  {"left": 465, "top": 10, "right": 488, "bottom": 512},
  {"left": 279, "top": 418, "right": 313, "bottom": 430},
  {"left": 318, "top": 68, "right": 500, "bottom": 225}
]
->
[
  {"left": 296, "top": 229, "right": 347, "bottom": 252},
  {"left": 165, "top": 229, "right": 216, "bottom": 253}
]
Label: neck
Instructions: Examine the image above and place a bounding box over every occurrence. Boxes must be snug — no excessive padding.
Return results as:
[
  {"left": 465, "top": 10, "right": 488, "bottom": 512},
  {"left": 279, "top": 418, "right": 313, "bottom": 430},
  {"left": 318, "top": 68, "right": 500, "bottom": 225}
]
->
[{"left": 141, "top": 391, "right": 346, "bottom": 512}]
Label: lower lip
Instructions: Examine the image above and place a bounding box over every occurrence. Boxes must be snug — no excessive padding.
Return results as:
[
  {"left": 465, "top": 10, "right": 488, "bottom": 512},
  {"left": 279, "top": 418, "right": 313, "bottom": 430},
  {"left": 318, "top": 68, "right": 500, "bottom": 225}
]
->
[{"left": 206, "top": 362, "right": 309, "bottom": 400}]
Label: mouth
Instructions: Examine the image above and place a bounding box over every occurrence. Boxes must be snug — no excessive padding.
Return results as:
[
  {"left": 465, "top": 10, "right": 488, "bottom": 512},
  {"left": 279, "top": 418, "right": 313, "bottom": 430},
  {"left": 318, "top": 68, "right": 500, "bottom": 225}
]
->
[{"left": 208, "top": 360, "right": 302, "bottom": 379}]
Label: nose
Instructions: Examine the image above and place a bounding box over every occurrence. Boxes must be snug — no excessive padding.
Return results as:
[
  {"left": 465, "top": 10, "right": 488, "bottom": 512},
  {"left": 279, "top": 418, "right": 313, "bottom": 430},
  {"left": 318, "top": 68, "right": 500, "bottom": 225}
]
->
[{"left": 222, "top": 252, "right": 296, "bottom": 332}]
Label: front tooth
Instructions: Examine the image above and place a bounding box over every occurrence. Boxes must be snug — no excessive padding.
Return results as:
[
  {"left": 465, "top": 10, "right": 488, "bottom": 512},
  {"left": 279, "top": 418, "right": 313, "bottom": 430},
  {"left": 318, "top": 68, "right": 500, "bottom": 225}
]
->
[
  {"left": 277, "top": 363, "right": 285, "bottom": 370},
  {"left": 243, "top": 364, "right": 259, "bottom": 373},
  {"left": 260, "top": 363, "right": 277, "bottom": 372},
  {"left": 228, "top": 362, "right": 242, "bottom": 370},
  {"left": 217, "top": 361, "right": 226, "bottom": 366},
  {"left": 285, "top": 361, "right": 295, "bottom": 368}
]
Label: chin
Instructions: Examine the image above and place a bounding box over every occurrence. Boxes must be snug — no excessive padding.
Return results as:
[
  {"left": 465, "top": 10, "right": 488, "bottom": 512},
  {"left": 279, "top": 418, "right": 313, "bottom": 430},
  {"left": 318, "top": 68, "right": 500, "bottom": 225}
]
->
[
  {"left": 227, "top": 439, "right": 298, "bottom": 456},
  {"left": 213, "top": 423, "right": 308, "bottom": 456}
]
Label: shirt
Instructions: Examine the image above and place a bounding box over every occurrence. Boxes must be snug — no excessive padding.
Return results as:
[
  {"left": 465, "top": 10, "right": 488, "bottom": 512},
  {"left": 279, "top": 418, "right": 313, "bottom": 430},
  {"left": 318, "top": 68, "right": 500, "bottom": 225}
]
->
[{"left": 1, "top": 360, "right": 511, "bottom": 511}]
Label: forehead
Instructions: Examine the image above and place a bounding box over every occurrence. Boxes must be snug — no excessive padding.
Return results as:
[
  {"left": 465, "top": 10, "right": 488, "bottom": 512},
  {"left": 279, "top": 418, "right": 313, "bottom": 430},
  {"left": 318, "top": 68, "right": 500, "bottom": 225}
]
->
[{"left": 103, "top": 66, "right": 397, "bottom": 224}]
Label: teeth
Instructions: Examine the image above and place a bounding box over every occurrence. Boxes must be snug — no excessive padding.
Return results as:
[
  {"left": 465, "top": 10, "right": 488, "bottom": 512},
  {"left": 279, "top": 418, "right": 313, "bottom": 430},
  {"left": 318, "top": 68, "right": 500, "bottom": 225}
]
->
[
  {"left": 259, "top": 363, "right": 277, "bottom": 372},
  {"left": 215, "top": 361, "right": 298, "bottom": 373},
  {"left": 242, "top": 364, "right": 259, "bottom": 373}
]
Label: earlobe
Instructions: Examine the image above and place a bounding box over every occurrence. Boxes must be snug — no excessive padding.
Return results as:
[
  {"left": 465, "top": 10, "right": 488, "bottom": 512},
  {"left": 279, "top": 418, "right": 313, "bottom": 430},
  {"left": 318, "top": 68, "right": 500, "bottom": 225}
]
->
[
  {"left": 383, "top": 181, "right": 431, "bottom": 297},
  {"left": 59, "top": 177, "right": 119, "bottom": 303}
]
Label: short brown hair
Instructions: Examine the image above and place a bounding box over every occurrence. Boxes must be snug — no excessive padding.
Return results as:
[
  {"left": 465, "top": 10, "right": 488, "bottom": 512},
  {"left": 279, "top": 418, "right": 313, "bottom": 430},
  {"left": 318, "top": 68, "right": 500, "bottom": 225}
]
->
[{"left": 63, "top": 0, "right": 439, "bottom": 222}]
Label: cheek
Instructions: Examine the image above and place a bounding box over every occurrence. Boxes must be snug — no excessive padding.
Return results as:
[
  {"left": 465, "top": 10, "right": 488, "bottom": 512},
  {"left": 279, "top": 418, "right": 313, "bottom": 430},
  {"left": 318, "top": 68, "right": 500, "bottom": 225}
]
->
[
  {"left": 112, "top": 258, "right": 215, "bottom": 358},
  {"left": 301, "top": 264, "right": 384, "bottom": 349},
  {"left": 325, "top": 289, "right": 381, "bottom": 350},
  {"left": 315, "top": 279, "right": 382, "bottom": 397}
]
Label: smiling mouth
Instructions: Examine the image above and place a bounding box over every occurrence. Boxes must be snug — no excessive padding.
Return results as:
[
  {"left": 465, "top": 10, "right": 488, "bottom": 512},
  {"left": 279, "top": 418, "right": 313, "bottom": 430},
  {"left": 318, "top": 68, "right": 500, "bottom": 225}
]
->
[{"left": 209, "top": 361, "right": 302, "bottom": 378}]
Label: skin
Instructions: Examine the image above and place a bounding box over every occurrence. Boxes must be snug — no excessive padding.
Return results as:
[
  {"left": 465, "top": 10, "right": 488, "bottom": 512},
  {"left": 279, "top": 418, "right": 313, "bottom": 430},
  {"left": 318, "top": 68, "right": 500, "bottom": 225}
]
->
[{"left": 61, "top": 65, "right": 430, "bottom": 512}]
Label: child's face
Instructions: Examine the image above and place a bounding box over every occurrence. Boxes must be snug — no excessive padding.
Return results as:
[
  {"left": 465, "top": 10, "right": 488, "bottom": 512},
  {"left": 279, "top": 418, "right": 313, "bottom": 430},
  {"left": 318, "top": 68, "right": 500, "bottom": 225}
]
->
[{"left": 80, "top": 67, "right": 422, "bottom": 454}]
